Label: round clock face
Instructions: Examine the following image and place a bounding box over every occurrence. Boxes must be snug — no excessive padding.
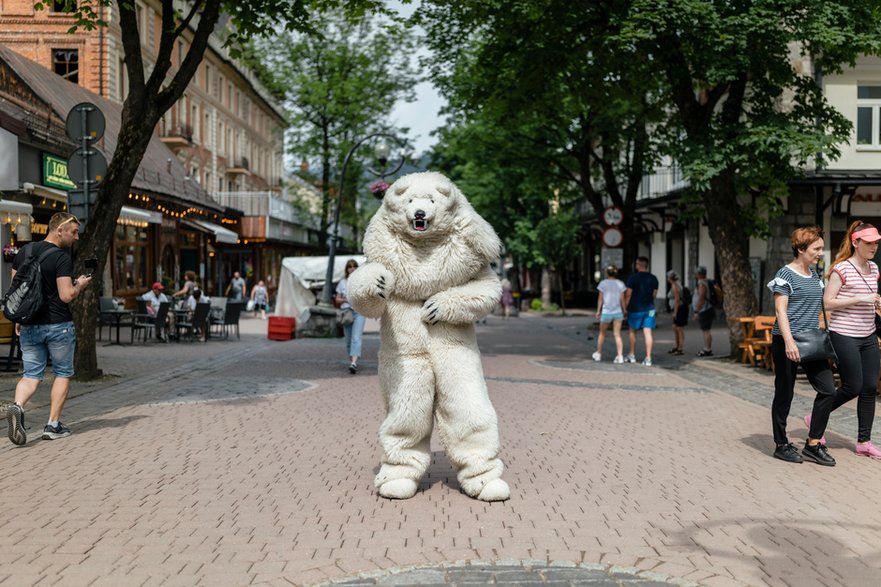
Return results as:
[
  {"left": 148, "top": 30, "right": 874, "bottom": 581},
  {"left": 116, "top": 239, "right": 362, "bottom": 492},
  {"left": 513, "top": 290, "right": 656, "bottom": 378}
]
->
[
  {"left": 602, "top": 227, "right": 623, "bottom": 248},
  {"left": 602, "top": 206, "right": 623, "bottom": 226}
]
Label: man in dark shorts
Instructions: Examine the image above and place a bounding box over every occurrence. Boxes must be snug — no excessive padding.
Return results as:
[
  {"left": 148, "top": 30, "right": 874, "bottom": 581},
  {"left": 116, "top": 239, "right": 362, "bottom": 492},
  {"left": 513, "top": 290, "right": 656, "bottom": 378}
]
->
[
  {"left": 623, "top": 256, "right": 659, "bottom": 366},
  {"left": 6, "top": 212, "right": 92, "bottom": 445},
  {"left": 693, "top": 265, "right": 716, "bottom": 357}
]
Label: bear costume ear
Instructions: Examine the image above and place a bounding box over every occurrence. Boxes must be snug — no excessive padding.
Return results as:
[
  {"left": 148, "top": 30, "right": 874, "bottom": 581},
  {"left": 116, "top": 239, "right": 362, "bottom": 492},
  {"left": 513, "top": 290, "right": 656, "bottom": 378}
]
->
[
  {"left": 436, "top": 183, "right": 451, "bottom": 197},
  {"left": 394, "top": 177, "right": 411, "bottom": 196}
]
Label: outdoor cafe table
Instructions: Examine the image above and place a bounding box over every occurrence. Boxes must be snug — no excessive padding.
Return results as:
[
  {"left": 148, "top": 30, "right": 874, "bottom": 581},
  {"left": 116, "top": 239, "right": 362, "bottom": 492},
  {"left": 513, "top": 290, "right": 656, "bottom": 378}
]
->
[{"left": 100, "top": 308, "right": 133, "bottom": 346}]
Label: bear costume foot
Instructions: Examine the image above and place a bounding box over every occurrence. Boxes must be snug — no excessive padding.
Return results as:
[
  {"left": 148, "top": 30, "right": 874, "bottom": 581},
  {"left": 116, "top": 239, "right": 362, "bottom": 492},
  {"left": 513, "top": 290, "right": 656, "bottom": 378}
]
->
[
  {"left": 476, "top": 479, "right": 510, "bottom": 502},
  {"left": 377, "top": 478, "right": 418, "bottom": 499}
]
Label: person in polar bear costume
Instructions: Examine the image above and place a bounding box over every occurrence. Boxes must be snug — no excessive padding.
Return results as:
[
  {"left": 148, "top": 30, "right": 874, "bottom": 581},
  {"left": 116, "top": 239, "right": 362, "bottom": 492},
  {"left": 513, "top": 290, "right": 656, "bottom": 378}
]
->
[{"left": 346, "top": 171, "right": 510, "bottom": 502}]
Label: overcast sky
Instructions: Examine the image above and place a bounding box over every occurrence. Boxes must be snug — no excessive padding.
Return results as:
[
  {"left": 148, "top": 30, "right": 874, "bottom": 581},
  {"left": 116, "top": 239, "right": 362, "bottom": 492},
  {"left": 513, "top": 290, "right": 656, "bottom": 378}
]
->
[{"left": 386, "top": 0, "right": 447, "bottom": 156}]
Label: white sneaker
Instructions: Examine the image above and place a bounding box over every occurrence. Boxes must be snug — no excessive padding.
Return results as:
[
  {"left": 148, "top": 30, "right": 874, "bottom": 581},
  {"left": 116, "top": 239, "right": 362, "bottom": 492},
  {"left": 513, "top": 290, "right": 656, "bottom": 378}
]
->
[
  {"left": 613, "top": 355, "right": 624, "bottom": 364},
  {"left": 591, "top": 352, "right": 602, "bottom": 362},
  {"left": 625, "top": 354, "right": 637, "bottom": 363},
  {"left": 642, "top": 357, "right": 653, "bottom": 367}
]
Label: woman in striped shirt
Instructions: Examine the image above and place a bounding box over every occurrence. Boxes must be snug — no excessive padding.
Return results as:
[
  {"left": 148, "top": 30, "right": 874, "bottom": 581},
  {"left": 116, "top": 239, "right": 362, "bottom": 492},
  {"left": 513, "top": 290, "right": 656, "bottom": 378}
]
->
[
  {"left": 821, "top": 221, "right": 881, "bottom": 460},
  {"left": 768, "top": 226, "right": 837, "bottom": 465}
]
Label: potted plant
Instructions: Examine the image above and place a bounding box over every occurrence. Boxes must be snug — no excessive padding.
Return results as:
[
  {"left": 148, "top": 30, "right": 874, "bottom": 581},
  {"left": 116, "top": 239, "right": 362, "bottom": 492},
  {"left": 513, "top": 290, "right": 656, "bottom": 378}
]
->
[{"left": 3, "top": 243, "right": 19, "bottom": 263}]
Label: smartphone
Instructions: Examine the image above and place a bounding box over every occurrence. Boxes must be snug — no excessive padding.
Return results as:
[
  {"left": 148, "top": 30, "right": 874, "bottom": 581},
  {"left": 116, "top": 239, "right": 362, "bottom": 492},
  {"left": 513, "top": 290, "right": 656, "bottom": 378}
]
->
[{"left": 84, "top": 257, "right": 98, "bottom": 277}]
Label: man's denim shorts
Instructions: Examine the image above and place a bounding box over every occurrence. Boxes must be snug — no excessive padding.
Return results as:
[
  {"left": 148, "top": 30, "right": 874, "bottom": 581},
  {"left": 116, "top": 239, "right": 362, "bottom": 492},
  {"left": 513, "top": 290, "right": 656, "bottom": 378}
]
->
[
  {"left": 20, "top": 321, "right": 76, "bottom": 380},
  {"left": 628, "top": 309, "right": 657, "bottom": 330}
]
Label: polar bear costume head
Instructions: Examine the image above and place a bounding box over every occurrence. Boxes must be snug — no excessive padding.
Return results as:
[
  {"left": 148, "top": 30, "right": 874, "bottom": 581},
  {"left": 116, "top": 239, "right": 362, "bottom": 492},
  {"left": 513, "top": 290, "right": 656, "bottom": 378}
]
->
[{"left": 362, "top": 171, "right": 501, "bottom": 301}]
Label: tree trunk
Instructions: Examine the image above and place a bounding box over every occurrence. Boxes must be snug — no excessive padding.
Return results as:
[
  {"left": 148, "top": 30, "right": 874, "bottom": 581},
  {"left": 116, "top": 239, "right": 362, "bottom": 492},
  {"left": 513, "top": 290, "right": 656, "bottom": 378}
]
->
[
  {"left": 71, "top": 107, "right": 157, "bottom": 380},
  {"left": 557, "top": 270, "right": 566, "bottom": 315},
  {"left": 704, "top": 172, "right": 759, "bottom": 357},
  {"left": 541, "top": 267, "right": 552, "bottom": 308}
]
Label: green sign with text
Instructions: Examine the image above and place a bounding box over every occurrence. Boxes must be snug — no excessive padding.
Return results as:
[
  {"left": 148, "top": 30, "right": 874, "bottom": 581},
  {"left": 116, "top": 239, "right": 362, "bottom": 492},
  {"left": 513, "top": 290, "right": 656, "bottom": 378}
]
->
[{"left": 42, "top": 153, "right": 76, "bottom": 191}]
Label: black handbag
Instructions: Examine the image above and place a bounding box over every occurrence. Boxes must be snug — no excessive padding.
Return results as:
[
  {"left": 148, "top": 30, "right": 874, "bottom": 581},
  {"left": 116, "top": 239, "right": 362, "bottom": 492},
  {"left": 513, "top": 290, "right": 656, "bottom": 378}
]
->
[{"left": 792, "top": 277, "right": 837, "bottom": 363}]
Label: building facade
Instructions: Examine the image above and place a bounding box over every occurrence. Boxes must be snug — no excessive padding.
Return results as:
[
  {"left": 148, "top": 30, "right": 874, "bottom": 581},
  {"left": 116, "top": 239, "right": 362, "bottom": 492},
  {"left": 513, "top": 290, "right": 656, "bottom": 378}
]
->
[{"left": 0, "top": 1, "right": 312, "bottom": 301}]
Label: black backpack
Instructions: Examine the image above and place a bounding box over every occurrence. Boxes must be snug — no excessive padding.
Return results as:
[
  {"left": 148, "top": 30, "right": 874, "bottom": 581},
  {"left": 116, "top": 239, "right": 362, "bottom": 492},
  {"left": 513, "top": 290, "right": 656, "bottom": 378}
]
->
[{"left": 1, "top": 244, "right": 61, "bottom": 324}]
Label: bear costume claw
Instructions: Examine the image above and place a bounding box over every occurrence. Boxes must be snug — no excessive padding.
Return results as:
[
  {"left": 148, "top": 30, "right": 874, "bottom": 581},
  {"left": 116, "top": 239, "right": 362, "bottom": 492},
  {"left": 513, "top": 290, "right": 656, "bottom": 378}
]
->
[
  {"left": 477, "top": 479, "right": 510, "bottom": 502},
  {"left": 378, "top": 478, "right": 418, "bottom": 500}
]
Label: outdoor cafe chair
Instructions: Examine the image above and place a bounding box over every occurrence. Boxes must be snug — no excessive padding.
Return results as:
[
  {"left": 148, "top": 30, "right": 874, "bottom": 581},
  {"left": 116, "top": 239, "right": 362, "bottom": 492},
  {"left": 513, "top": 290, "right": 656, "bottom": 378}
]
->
[
  {"left": 132, "top": 301, "right": 170, "bottom": 343},
  {"left": 175, "top": 302, "right": 211, "bottom": 342},
  {"left": 97, "top": 296, "right": 116, "bottom": 341},
  {"left": 210, "top": 301, "right": 243, "bottom": 340}
]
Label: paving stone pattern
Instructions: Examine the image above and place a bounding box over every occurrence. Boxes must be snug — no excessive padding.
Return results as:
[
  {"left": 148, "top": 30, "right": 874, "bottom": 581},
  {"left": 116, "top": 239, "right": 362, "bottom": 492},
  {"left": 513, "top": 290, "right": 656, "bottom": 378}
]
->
[{"left": 2, "top": 314, "right": 881, "bottom": 586}]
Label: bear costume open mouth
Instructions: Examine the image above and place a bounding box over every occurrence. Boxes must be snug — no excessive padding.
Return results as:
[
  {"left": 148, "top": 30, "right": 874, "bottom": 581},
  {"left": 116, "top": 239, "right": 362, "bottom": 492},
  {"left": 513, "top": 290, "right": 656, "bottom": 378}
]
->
[{"left": 412, "top": 219, "right": 429, "bottom": 231}]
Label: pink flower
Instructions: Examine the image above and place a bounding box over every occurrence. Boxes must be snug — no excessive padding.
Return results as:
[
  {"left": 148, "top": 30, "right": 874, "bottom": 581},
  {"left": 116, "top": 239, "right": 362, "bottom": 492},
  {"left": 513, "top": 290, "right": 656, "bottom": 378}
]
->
[{"left": 369, "top": 180, "right": 389, "bottom": 196}]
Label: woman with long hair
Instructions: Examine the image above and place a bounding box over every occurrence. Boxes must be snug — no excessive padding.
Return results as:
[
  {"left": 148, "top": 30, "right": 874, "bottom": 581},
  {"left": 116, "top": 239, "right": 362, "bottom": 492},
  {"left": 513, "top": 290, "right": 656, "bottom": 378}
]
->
[
  {"left": 816, "top": 220, "right": 881, "bottom": 459},
  {"left": 768, "top": 226, "right": 837, "bottom": 465},
  {"left": 335, "top": 259, "right": 367, "bottom": 374}
]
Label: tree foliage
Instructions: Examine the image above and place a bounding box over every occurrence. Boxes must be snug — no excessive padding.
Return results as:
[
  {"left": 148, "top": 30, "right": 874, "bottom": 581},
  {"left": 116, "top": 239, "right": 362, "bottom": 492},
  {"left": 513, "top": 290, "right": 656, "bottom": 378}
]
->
[
  {"left": 43, "top": 0, "right": 385, "bottom": 379},
  {"left": 248, "top": 13, "right": 417, "bottom": 249},
  {"left": 417, "top": 0, "right": 666, "bottom": 273}
]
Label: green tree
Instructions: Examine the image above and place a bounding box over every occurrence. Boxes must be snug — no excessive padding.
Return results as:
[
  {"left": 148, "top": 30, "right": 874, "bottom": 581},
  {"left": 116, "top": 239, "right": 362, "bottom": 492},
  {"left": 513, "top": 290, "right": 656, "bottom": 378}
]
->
[
  {"left": 250, "top": 13, "right": 417, "bottom": 249},
  {"left": 46, "top": 0, "right": 383, "bottom": 379},
  {"left": 616, "top": 0, "right": 881, "bottom": 350},
  {"left": 417, "top": 0, "right": 665, "bottom": 272}
]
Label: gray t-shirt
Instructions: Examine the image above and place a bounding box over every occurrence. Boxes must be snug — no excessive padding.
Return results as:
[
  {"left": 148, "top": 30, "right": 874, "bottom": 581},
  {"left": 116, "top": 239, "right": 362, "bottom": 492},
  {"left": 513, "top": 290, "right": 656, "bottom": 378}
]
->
[
  {"left": 229, "top": 277, "right": 246, "bottom": 299},
  {"left": 597, "top": 278, "right": 626, "bottom": 314}
]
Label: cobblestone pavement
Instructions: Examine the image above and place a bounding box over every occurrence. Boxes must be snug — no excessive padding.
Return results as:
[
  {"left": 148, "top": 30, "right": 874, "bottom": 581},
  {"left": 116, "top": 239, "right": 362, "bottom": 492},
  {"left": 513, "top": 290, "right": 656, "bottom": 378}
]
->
[{"left": 2, "top": 312, "right": 881, "bottom": 587}]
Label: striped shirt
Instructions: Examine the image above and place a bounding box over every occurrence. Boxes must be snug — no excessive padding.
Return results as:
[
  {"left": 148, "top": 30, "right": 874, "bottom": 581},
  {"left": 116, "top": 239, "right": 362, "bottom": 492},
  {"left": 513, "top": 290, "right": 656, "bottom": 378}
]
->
[
  {"left": 767, "top": 265, "right": 824, "bottom": 336},
  {"left": 828, "top": 260, "right": 878, "bottom": 338}
]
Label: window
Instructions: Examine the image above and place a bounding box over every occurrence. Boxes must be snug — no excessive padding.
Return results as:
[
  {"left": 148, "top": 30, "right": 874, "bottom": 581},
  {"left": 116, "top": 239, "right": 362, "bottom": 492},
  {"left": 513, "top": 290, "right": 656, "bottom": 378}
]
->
[
  {"left": 53, "top": 49, "right": 78, "bottom": 83},
  {"left": 857, "top": 85, "right": 881, "bottom": 148},
  {"left": 113, "top": 224, "right": 150, "bottom": 295},
  {"left": 51, "top": 1, "right": 77, "bottom": 12}
]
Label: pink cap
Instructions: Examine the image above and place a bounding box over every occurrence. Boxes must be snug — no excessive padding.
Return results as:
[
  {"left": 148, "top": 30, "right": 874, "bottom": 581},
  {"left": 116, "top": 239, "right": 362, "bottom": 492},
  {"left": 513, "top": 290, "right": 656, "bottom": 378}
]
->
[{"left": 853, "top": 227, "right": 881, "bottom": 243}]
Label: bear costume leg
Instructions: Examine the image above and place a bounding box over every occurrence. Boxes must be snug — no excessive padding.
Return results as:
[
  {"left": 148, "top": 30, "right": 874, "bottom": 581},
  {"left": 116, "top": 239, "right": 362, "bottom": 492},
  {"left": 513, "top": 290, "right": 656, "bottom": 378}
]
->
[
  {"left": 374, "top": 353, "right": 436, "bottom": 499},
  {"left": 432, "top": 344, "right": 510, "bottom": 502}
]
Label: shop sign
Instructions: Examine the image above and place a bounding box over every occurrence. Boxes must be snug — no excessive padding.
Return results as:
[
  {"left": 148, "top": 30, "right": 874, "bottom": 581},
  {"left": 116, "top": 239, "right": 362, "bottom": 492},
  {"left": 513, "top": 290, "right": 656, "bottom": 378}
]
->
[{"left": 42, "top": 154, "right": 76, "bottom": 191}]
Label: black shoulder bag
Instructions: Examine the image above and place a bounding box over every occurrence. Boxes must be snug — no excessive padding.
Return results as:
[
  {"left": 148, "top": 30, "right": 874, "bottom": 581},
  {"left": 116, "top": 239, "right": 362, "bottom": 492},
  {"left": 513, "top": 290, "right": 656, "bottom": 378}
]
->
[
  {"left": 791, "top": 273, "right": 838, "bottom": 363},
  {"left": 844, "top": 260, "right": 881, "bottom": 334}
]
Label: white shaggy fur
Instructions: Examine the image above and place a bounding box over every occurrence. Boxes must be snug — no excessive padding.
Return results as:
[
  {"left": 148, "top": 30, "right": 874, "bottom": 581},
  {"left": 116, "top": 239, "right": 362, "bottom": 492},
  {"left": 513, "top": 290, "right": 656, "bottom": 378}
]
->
[{"left": 347, "top": 171, "right": 510, "bottom": 502}]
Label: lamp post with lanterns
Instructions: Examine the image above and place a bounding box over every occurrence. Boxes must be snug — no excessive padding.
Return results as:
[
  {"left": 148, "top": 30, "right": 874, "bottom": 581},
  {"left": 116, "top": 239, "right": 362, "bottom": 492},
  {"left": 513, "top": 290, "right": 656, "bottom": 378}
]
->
[{"left": 319, "top": 132, "right": 408, "bottom": 307}]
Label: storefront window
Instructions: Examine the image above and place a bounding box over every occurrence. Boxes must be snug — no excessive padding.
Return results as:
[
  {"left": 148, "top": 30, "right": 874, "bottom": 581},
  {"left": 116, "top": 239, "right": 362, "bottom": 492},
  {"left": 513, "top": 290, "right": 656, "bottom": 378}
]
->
[{"left": 113, "top": 224, "right": 151, "bottom": 295}]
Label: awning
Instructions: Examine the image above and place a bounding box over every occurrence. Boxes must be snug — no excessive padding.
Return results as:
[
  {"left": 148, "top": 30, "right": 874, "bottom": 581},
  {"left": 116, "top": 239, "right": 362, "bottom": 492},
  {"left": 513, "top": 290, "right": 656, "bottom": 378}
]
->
[
  {"left": 119, "top": 206, "right": 161, "bottom": 225},
  {"left": 183, "top": 219, "right": 239, "bottom": 244},
  {"left": 0, "top": 200, "right": 33, "bottom": 215},
  {"left": 22, "top": 182, "right": 68, "bottom": 203}
]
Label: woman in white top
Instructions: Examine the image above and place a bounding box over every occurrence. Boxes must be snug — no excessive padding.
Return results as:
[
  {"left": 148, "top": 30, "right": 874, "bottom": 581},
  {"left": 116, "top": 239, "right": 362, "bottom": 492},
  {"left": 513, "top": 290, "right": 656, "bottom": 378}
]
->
[
  {"left": 593, "top": 265, "right": 627, "bottom": 363},
  {"left": 336, "top": 259, "right": 367, "bottom": 374},
  {"left": 822, "top": 221, "right": 881, "bottom": 460}
]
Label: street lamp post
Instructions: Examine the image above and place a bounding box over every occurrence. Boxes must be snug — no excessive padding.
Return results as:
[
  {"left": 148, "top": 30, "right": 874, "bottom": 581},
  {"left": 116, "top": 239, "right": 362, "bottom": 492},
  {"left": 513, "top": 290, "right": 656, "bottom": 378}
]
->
[{"left": 319, "top": 132, "right": 407, "bottom": 307}]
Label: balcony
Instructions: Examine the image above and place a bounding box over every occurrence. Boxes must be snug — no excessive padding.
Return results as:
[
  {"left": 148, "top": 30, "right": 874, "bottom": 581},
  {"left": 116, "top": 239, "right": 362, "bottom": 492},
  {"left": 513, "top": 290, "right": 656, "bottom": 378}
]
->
[
  {"left": 226, "top": 157, "right": 250, "bottom": 176},
  {"left": 159, "top": 124, "right": 193, "bottom": 149}
]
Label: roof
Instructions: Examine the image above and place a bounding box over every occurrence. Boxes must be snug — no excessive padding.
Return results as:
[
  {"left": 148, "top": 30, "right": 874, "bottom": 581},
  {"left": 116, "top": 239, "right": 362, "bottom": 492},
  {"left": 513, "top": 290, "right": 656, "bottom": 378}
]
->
[{"left": 0, "top": 43, "right": 222, "bottom": 212}]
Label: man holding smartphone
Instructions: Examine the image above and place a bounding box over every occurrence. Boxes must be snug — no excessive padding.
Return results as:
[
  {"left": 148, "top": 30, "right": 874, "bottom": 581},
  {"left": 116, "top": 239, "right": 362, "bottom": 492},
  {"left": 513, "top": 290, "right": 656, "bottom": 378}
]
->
[{"left": 5, "top": 212, "right": 92, "bottom": 445}]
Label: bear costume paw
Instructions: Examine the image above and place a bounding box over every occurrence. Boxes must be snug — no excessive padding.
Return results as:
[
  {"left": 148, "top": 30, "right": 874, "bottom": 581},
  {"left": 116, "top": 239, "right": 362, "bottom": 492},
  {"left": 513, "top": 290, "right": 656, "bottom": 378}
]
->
[
  {"left": 476, "top": 479, "right": 510, "bottom": 502},
  {"left": 377, "top": 478, "right": 418, "bottom": 499}
]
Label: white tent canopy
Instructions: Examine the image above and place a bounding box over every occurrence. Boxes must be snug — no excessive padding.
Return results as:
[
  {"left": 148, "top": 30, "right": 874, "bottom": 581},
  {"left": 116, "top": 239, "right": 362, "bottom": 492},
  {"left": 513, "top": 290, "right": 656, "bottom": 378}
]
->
[{"left": 274, "top": 255, "right": 367, "bottom": 320}]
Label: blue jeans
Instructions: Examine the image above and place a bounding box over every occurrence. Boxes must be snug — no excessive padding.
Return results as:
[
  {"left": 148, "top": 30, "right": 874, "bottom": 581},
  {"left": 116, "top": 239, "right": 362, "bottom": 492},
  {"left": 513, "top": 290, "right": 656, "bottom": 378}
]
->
[
  {"left": 343, "top": 310, "right": 366, "bottom": 359},
  {"left": 20, "top": 321, "right": 76, "bottom": 380}
]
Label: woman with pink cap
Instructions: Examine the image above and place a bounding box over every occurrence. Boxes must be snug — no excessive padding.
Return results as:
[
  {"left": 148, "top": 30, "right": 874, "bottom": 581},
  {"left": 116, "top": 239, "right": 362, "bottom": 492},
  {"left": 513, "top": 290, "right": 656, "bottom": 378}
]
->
[{"left": 816, "top": 220, "right": 881, "bottom": 460}]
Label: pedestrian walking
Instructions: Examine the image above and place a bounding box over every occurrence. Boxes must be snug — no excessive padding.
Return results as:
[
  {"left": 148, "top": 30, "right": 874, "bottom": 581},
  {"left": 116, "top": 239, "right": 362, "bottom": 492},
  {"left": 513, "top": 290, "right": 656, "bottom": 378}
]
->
[
  {"left": 623, "top": 256, "right": 659, "bottom": 366},
  {"left": 592, "top": 265, "right": 626, "bottom": 363},
  {"left": 226, "top": 271, "right": 247, "bottom": 302},
  {"left": 666, "top": 270, "right": 688, "bottom": 355},
  {"left": 251, "top": 279, "right": 269, "bottom": 320},
  {"left": 5, "top": 212, "right": 92, "bottom": 445},
  {"left": 816, "top": 220, "right": 881, "bottom": 460},
  {"left": 693, "top": 265, "right": 716, "bottom": 357},
  {"left": 768, "top": 225, "right": 837, "bottom": 465},
  {"left": 336, "top": 259, "right": 366, "bottom": 374},
  {"left": 499, "top": 278, "right": 514, "bottom": 319}
]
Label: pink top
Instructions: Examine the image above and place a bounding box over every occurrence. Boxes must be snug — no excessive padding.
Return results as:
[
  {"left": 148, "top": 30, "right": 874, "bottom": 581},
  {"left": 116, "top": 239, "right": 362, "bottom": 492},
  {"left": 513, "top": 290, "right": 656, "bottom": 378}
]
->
[{"left": 829, "top": 260, "right": 879, "bottom": 338}]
